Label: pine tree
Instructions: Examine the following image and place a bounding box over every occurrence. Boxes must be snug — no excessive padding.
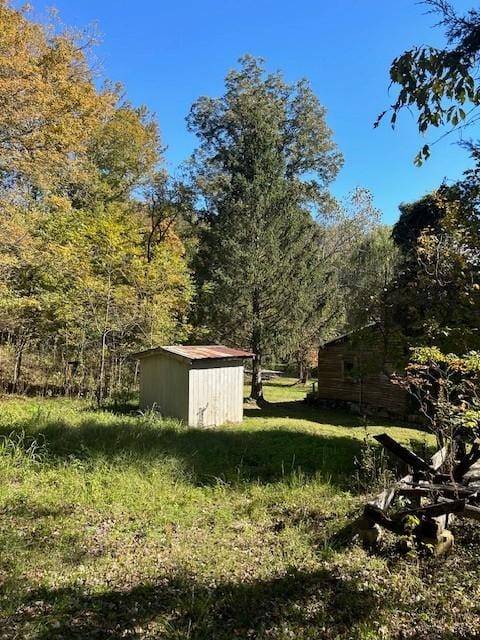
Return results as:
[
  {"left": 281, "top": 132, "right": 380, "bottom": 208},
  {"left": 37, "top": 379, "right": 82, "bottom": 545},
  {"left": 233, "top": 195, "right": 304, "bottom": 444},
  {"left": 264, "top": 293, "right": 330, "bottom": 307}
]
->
[{"left": 188, "top": 56, "right": 343, "bottom": 399}]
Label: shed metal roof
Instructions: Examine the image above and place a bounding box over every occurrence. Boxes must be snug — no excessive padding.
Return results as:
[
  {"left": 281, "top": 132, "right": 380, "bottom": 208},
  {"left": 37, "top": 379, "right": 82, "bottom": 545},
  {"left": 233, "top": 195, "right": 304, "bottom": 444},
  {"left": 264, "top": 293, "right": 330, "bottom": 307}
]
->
[{"left": 132, "top": 344, "right": 254, "bottom": 362}]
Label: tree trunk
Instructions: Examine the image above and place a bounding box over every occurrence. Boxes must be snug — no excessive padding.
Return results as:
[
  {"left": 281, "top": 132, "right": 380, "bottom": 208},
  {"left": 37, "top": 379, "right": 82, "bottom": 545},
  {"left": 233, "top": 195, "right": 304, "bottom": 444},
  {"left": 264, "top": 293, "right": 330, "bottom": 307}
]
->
[
  {"left": 12, "top": 344, "right": 24, "bottom": 392},
  {"left": 108, "top": 352, "right": 115, "bottom": 399},
  {"left": 250, "top": 289, "right": 263, "bottom": 401},
  {"left": 298, "top": 360, "right": 304, "bottom": 382},
  {"left": 98, "top": 330, "right": 107, "bottom": 407},
  {"left": 133, "top": 359, "right": 139, "bottom": 387},
  {"left": 301, "top": 366, "right": 309, "bottom": 385},
  {"left": 77, "top": 331, "right": 86, "bottom": 397},
  {"left": 117, "top": 357, "right": 123, "bottom": 394},
  {"left": 250, "top": 353, "right": 263, "bottom": 401},
  {"left": 98, "top": 275, "right": 112, "bottom": 407}
]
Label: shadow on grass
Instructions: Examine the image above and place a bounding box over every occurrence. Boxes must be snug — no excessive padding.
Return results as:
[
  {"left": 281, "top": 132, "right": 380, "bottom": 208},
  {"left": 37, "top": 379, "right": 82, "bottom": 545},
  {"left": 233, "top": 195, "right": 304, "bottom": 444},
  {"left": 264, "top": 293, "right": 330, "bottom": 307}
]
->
[
  {"left": 244, "top": 400, "right": 362, "bottom": 425},
  {"left": 244, "top": 399, "right": 421, "bottom": 430},
  {"left": 0, "top": 396, "right": 431, "bottom": 489},
  {"left": 8, "top": 568, "right": 379, "bottom": 640},
  {"left": 0, "top": 413, "right": 363, "bottom": 488}
]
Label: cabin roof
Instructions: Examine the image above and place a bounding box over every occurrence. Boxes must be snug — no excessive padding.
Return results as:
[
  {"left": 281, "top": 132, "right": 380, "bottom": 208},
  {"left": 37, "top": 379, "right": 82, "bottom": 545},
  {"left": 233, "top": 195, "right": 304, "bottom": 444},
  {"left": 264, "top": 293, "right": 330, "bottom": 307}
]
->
[{"left": 321, "top": 322, "right": 378, "bottom": 348}]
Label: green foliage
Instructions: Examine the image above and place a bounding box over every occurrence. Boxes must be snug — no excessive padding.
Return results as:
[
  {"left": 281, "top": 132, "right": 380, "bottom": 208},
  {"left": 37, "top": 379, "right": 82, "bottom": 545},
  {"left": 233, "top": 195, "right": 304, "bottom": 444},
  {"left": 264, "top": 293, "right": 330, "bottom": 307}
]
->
[
  {"left": 386, "top": 186, "right": 480, "bottom": 355},
  {"left": 403, "top": 346, "right": 480, "bottom": 449},
  {"left": 378, "top": 2, "right": 480, "bottom": 364},
  {"left": 84, "top": 104, "right": 160, "bottom": 204},
  {"left": 342, "top": 224, "right": 400, "bottom": 330},
  {"left": 188, "top": 56, "right": 345, "bottom": 397},
  {"left": 401, "top": 513, "right": 421, "bottom": 534},
  {"left": 0, "top": 2, "right": 192, "bottom": 399},
  {"left": 0, "top": 429, "right": 47, "bottom": 468},
  {"left": 0, "top": 2, "right": 115, "bottom": 191},
  {"left": 286, "top": 188, "right": 387, "bottom": 380},
  {"left": 392, "top": 194, "right": 444, "bottom": 252},
  {"left": 0, "top": 200, "right": 193, "bottom": 396},
  {"left": 412, "top": 346, "right": 480, "bottom": 372},
  {"left": 376, "top": 0, "right": 480, "bottom": 165},
  {"left": 354, "top": 427, "right": 395, "bottom": 494}
]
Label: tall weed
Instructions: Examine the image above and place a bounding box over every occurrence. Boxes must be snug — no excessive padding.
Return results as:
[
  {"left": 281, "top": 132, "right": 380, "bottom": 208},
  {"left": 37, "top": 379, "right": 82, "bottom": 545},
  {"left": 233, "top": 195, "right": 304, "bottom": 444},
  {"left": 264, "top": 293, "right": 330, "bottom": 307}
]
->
[
  {"left": 353, "top": 426, "right": 394, "bottom": 494},
  {"left": 0, "top": 430, "right": 47, "bottom": 467}
]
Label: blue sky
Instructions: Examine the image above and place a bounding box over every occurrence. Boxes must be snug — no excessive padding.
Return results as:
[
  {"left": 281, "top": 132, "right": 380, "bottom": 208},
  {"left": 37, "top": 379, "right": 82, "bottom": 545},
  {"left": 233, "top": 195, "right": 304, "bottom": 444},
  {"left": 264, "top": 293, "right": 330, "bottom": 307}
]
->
[{"left": 28, "top": 0, "right": 473, "bottom": 223}]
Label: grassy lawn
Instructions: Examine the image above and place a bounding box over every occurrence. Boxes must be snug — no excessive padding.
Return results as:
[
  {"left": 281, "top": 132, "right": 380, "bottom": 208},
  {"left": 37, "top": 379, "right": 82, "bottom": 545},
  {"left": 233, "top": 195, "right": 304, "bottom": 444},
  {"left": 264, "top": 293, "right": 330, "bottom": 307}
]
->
[
  {"left": 245, "top": 376, "right": 314, "bottom": 402},
  {"left": 0, "top": 379, "right": 479, "bottom": 639}
]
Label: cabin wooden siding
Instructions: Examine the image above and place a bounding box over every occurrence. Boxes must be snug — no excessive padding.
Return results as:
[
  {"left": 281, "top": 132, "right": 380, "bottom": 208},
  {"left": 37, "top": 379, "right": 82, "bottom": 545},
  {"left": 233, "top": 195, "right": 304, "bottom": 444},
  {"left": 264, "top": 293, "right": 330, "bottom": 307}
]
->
[{"left": 317, "top": 338, "right": 408, "bottom": 417}]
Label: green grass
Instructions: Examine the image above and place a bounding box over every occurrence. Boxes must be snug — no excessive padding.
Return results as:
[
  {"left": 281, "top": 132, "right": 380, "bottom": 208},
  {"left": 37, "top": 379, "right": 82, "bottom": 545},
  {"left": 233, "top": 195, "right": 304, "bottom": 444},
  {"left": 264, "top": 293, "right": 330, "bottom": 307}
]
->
[
  {"left": 0, "top": 380, "right": 479, "bottom": 639},
  {"left": 246, "top": 376, "right": 314, "bottom": 402}
]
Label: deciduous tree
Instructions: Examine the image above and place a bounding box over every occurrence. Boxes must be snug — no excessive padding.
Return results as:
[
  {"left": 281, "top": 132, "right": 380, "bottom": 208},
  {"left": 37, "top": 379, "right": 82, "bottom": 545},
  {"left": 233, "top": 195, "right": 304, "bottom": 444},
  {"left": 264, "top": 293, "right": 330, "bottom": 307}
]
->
[{"left": 376, "top": 0, "right": 480, "bottom": 166}]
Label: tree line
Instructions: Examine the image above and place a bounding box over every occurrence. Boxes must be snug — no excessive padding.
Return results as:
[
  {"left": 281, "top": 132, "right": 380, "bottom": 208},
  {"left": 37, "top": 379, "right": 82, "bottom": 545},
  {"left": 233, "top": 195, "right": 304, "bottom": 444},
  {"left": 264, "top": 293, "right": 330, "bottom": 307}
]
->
[
  {"left": 0, "top": 0, "right": 478, "bottom": 406},
  {"left": 0, "top": 2, "right": 192, "bottom": 401},
  {"left": 377, "top": 0, "right": 480, "bottom": 452}
]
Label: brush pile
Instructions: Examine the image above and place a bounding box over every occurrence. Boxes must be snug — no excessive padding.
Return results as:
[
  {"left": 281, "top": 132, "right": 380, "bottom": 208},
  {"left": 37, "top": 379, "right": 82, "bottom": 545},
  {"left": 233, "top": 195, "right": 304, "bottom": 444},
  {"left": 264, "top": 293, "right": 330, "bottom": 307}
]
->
[{"left": 358, "top": 433, "right": 480, "bottom": 554}]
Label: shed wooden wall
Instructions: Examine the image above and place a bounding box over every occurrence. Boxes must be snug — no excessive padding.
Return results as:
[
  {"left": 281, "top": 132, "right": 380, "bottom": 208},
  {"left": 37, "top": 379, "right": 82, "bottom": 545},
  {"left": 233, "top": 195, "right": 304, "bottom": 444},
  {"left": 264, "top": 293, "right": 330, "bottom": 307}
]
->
[
  {"left": 139, "top": 355, "right": 189, "bottom": 422},
  {"left": 139, "top": 355, "right": 244, "bottom": 427},
  {"left": 317, "top": 340, "right": 408, "bottom": 417},
  {"left": 188, "top": 360, "right": 244, "bottom": 427}
]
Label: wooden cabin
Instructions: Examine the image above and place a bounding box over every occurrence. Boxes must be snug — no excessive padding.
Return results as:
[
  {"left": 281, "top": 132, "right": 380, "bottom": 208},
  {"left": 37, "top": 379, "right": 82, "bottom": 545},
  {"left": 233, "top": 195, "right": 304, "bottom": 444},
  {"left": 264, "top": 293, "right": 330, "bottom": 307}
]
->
[{"left": 316, "top": 324, "right": 411, "bottom": 420}]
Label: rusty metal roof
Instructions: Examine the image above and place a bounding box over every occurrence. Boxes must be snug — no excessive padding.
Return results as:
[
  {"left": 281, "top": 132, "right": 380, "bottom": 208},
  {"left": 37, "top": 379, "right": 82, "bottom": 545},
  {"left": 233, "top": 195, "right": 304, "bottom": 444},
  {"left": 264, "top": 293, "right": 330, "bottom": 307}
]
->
[{"left": 132, "top": 344, "right": 254, "bottom": 362}]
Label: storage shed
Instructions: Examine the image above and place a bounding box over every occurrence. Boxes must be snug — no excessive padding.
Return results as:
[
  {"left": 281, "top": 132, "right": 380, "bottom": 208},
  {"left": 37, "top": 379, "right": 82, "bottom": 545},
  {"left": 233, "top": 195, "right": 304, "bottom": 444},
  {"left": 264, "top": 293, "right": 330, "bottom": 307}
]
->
[{"left": 133, "top": 345, "right": 253, "bottom": 427}]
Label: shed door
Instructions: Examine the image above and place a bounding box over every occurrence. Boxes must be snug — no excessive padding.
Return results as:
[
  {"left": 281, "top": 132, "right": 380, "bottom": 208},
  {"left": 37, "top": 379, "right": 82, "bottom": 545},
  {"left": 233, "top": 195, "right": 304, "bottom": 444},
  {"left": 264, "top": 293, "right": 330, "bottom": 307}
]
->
[{"left": 189, "top": 363, "right": 243, "bottom": 426}]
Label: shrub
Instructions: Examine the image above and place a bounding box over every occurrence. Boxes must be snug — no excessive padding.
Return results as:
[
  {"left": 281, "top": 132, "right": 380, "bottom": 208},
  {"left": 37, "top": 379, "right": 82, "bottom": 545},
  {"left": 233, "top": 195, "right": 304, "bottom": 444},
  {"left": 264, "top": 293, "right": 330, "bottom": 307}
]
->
[{"left": 400, "top": 347, "right": 480, "bottom": 467}]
